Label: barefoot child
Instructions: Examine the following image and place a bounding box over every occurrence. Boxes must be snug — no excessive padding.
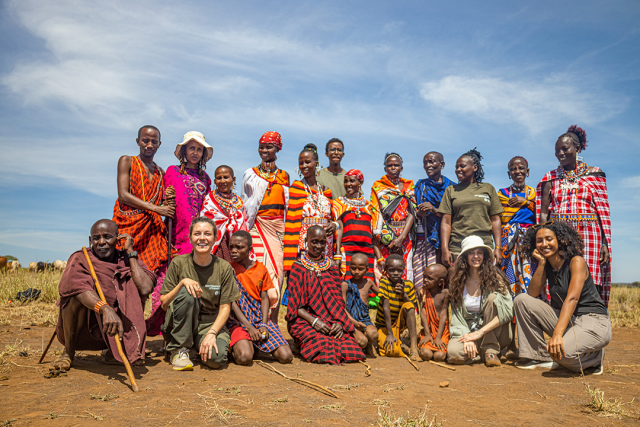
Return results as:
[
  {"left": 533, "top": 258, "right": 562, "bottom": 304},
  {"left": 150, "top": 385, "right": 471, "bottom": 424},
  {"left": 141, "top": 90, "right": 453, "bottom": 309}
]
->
[
  {"left": 341, "top": 252, "right": 379, "bottom": 355},
  {"left": 227, "top": 231, "right": 293, "bottom": 365},
  {"left": 418, "top": 264, "right": 450, "bottom": 362},
  {"left": 375, "top": 254, "right": 420, "bottom": 360}
]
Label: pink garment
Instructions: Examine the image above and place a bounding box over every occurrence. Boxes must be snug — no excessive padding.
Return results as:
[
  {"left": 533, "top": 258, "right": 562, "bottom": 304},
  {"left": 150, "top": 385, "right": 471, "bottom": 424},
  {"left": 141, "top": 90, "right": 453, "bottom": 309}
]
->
[{"left": 164, "top": 165, "right": 212, "bottom": 255}]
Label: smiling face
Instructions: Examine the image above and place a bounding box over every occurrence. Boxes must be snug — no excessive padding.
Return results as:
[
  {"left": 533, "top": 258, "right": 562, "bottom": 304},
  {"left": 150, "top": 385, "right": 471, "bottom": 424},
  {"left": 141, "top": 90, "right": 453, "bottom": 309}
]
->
[
  {"left": 214, "top": 166, "right": 235, "bottom": 194},
  {"left": 325, "top": 141, "right": 344, "bottom": 165},
  {"left": 466, "top": 248, "right": 485, "bottom": 269},
  {"left": 535, "top": 228, "right": 559, "bottom": 259},
  {"left": 298, "top": 151, "right": 317, "bottom": 180},
  {"left": 385, "top": 258, "right": 405, "bottom": 284},
  {"left": 385, "top": 156, "right": 403, "bottom": 180},
  {"left": 555, "top": 136, "right": 579, "bottom": 168},
  {"left": 508, "top": 158, "right": 529, "bottom": 186},
  {"left": 455, "top": 156, "right": 477, "bottom": 184},
  {"left": 190, "top": 222, "right": 215, "bottom": 255},
  {"left": 89, "top": 220, "right": 119, "bottom": 261},
  {"left": 258, "top": 143, "right": 278, "bottom": 163},
  {"left": 136, "top": 127, "right": 161, "bottom": 158},
  {"left": 423, "top": 152, "right": 444, "bottom": 180},
  {"left": 183, "top": 140, "right": 204, "bottom": 169},
  {"left": 306, "top": 226, "right": 327, "bottom": 259},
  {"left": 229, "top": 234, "right": 251, "bottom": 263},
  {"left": 343, "top": 175, "right": 362, "bottom": 198}
]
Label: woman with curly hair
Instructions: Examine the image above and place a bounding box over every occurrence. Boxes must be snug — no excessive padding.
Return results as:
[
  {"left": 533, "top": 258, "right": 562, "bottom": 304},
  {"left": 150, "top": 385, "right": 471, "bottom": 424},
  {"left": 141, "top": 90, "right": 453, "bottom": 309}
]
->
[
  {"left": 447, "top": 235, "right": 514, "bottom": 367},
  {"left": 538, "top": 125, "right": 611, "bottom": 306},
  {"left": 514, "top": 221, "right": 610, "bottom": 374},
  {"left": 439, "top": 149, "right": 503, "bottom": 267}
]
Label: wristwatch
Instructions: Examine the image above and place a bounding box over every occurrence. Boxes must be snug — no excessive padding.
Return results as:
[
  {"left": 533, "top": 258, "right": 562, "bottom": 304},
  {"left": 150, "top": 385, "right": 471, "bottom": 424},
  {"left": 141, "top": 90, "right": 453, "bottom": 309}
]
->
[{"left": 127, "top": 251, "right": 138, "bottom": 259}]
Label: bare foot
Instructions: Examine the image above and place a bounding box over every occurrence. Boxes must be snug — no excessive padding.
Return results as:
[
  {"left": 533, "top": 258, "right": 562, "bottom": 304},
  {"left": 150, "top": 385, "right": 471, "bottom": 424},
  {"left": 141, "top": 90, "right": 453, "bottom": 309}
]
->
[{"left": 50, "top": 353, "right": 72, "bottom": 371}]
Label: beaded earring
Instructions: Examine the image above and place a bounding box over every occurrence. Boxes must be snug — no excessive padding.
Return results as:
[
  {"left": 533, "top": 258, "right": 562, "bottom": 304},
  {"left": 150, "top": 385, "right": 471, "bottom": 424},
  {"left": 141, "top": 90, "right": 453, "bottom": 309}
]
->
[{"left": 295, "top": 167, "right": 302, "bottom": 179}]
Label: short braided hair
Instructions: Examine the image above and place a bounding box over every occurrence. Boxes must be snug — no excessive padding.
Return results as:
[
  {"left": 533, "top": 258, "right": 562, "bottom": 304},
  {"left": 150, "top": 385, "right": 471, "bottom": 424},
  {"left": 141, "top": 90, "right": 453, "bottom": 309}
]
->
[{"left": 460, "top": 147, "right": 484, "bottom": 183}]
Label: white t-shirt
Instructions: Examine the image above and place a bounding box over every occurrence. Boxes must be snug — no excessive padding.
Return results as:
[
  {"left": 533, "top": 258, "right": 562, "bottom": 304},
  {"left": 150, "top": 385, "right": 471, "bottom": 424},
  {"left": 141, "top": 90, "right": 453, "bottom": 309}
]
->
[{"left": 463, "top": 287, "right": 482, "bottom": 313}]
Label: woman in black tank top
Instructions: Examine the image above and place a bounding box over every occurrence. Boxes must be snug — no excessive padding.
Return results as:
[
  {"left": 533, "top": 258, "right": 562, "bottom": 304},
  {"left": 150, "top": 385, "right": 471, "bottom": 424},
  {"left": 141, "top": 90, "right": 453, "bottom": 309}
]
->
[{"left": 512, "top": 220, "right": 611, "bottom": 373}]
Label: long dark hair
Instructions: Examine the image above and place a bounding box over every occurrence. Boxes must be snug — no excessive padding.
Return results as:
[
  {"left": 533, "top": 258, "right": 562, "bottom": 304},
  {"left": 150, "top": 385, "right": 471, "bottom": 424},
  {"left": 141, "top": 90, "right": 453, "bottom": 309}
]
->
[
  {"left": 521, "top": 221, "right": 584, "bottom": 261},
  {"left": 448, "top": 247, "right": 510, "bottom": 308},
  {"left": 179, "top": 145, "right": 207, "bottom": 180}
]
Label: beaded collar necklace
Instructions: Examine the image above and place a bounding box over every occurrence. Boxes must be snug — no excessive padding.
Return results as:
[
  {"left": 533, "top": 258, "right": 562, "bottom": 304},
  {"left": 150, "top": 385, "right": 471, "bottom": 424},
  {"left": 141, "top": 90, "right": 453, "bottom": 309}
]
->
[
  {"left": 258, "top": 162, "right": 278, "bottom": 180},
  {"left": 213, "top": 190, "right": 242, "bottom": 211},
  {"left": 300, "top": 251, "right": 331, "bottom": 276},
  {"left": 558, "top": 162, "right": 588, "bottom": 192},
  {"left": 302, "top": 179, "right": 326, "bottom": 213},
  {"left": 508, "top": 184, "right": 526, "bottom": 197},
  {"left": 341, "top": 196, "right": 367, "bottom": 218}
]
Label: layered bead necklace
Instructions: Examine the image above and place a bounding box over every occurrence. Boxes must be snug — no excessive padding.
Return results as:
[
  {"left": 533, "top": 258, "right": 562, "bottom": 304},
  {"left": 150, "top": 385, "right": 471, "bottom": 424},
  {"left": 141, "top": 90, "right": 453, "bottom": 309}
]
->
[
  {"left": 257, "top": 162, "right": 280, "bottom": 192},
  {"left": 558, "top": 162, "right": 588, "bottom": 193},
  {"left": 213, "top": 190, "right": 242, "bottom": 212},
  {"left": 300, "top": 251, "right": 331, "bottom": 277},
  {"left": 341, "top": 196, "right": 368, "bottom": 218},
  {"left": 302, "top": 179, "right": 326, "bottom": 213}
]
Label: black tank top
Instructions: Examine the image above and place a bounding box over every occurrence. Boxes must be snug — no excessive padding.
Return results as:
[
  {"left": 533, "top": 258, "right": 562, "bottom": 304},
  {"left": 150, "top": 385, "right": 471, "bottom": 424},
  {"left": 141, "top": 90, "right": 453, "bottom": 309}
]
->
[{"left": 545, "top": 257, "right": 607, "bottom": 316}]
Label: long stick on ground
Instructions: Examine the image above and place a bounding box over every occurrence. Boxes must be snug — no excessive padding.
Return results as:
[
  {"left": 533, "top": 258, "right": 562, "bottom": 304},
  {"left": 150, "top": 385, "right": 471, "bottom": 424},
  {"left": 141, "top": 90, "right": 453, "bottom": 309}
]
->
[
  {"left": 38, "top": 330, "right": 57, "bottom": 364},
  {"left": 404, "top": 355, "right": 420, "bottom": 371},
  {"left": 429, "top": 360, "right": 456, "bottom": 371},
  {"left": 82, "top": 247, "right": 140, "bottom": 393},
  {"left": 255, "top": 360, "right": 338, "bottom": 399}
]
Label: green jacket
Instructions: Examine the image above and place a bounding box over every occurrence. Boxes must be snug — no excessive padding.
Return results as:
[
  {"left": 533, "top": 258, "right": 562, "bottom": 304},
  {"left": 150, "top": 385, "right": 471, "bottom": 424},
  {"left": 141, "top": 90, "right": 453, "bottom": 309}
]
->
[{"left": 449, "top": 290, "right": 513, "bottom": 338}]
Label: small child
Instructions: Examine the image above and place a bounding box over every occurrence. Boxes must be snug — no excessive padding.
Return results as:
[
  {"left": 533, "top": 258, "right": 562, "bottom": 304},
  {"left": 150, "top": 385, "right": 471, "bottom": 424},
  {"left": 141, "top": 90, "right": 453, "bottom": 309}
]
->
[
  {"left": 341, "top": 253, "right": 379, "bottom": 355},
  {"left": 375, "top": 254, "right": 420, "bottom": 361},
  {"left": 418, "top": 264, "right": 450, "bottom": 362},
  {"left": 227, "top": 231, "right": 293, "bottom": 365}
]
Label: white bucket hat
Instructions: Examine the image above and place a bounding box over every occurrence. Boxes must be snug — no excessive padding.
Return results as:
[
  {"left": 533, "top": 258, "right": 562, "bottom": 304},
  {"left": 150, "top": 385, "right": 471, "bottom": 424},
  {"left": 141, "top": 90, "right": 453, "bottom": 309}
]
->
[
  {"left": 175, "top": 131, "right": 213, "bottom": 163},
  {"left": 460, "top": 235, "right": 494, "bottom": 256}
]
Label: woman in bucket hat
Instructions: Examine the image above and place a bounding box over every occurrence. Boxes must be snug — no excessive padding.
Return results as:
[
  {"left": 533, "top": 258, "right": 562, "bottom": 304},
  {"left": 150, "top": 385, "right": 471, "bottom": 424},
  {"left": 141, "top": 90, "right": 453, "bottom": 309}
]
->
[{"left": 446, "top": 235, "right": 514, "bottom": 367}]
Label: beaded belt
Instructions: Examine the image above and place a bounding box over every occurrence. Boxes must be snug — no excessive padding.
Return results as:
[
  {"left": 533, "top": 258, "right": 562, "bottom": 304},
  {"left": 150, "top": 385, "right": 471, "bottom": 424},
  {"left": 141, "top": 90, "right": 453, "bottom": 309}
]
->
[
  {"left": 302, "top": 217, "right": 329, "bottom": 226},
  {"left": 550, "top": 213, "right": 598, "bottom": 222}
]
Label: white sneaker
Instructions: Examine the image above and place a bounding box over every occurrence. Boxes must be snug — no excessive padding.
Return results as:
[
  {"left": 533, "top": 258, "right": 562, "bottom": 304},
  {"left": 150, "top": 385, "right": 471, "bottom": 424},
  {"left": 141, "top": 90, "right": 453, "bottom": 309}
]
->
[
  {"left": 515, "top": 359, "right": 559, "bottom": 370},
  {"left": 171, "top": 348, "right": 194, "bottom": 371}
]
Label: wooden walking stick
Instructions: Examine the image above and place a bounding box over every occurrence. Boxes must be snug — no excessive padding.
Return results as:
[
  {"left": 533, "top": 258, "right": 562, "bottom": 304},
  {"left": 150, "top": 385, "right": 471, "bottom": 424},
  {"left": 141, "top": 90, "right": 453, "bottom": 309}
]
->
[
  {"left": 165, "top": 185, "right": 176, "bottom": 266},
  {"left": 82, "top": 247, "right": 140, "bottom": 392},
  {"left": 38, "top": 330, "right": 57, "bottom": 364}
]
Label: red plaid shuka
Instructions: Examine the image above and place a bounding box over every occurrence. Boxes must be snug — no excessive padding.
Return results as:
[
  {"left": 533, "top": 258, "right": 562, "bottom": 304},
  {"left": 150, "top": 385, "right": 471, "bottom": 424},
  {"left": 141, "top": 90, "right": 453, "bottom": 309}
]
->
[
  {"left": 113, "top": 156, "right": 167, "bottom": 271},
  {"left": 286, "top": 262, "right": 365, "bottom": 365},
  {"left": 536, "top": 166, "right": 612, "bottom": 306}
]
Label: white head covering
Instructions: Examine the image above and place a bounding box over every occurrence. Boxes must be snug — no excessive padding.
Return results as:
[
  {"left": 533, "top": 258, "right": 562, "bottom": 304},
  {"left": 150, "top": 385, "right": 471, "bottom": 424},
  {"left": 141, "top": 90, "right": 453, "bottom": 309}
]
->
[{"left": 175, "top": 131, "right": 213, "bottom": 163}]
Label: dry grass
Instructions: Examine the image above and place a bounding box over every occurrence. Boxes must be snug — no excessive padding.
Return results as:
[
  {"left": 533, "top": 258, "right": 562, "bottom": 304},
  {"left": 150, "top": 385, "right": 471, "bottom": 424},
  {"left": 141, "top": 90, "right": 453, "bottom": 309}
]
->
[
  {"left": 584, "top": 384, "right": 638, "bottom": 420},
  {"left": 609, "top": 285, "right": 640, "bottom": 328},
  {"left": 377, "top": 404, "right": 444, "bottom": 427}
]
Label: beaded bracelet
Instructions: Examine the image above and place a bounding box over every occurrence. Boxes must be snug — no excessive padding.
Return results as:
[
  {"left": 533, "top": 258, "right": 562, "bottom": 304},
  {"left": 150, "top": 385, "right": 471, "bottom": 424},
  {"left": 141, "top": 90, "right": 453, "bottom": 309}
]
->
[
  {"left": 94, "top": 300, "right": 107, "bottom": 314},
  {"left": 376, "top": 257, "right": 385, "bottom": 264},
  {"left": 207, "top": 328, "right": 218, "bottom": 336}
]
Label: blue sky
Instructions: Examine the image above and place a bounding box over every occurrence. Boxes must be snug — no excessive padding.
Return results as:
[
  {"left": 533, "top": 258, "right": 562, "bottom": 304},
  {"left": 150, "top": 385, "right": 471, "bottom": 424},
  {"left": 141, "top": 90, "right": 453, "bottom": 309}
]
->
[{"left": 1, "top": 1, "right": 638, "bottom": 281}]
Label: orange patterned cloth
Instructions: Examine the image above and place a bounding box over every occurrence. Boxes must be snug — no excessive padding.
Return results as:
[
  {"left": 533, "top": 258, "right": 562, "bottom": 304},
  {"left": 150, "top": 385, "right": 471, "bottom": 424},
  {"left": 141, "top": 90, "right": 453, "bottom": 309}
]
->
[
  {"left": 112, "top": 156, "right": 167, "bottom": 271},
  {"left": 418, "top": 291, "right": 449, "bottom": 351}
]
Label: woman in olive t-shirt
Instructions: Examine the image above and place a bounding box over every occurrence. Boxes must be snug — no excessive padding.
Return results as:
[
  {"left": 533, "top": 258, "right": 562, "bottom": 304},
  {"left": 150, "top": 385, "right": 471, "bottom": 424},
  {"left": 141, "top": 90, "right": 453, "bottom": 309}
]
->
[{"left": 439, "top": 149, "right": 504, "bottom": 266}]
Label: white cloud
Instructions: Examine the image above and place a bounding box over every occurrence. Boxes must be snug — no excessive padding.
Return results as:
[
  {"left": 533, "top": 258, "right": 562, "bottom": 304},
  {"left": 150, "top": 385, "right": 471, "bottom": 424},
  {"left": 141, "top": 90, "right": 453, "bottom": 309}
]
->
[
  {"left": 419, "top": 75, "right": 625, "bottom": 134},
  {"left": 620, "top": 175, "right": 640, "bottom": 188}
]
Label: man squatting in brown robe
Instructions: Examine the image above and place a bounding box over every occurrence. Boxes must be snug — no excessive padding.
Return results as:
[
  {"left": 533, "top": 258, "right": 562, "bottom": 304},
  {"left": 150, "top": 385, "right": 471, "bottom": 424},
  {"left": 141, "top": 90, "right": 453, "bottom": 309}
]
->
[{"left": 51, "top": 219, "right": 156, "bottom": 371}]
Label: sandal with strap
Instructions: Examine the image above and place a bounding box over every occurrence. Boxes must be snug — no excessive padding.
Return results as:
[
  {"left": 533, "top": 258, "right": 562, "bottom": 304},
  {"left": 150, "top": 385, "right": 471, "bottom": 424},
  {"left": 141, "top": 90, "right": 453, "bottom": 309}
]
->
[
  {"left": 485, "top": 352, "right": 501, "bottom": 367},
  {"left": 50, "top": 354, "right": 72, "bottom": 371}
]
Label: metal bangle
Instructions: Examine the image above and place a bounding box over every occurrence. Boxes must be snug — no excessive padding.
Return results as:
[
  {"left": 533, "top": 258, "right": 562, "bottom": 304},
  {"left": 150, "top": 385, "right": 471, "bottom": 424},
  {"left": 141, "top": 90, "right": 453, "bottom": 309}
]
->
[{"left": 311, "top": 318, "right": 318, "bottom": 328}]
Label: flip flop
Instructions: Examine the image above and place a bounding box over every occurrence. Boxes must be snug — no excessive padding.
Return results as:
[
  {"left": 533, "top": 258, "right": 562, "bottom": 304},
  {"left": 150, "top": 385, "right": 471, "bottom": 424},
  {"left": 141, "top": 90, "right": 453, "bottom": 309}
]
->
[
  {"left": 50, "top": 354, "right": 72, "bottom": 371},
  {"left": 409, "top": 350, "right": 421, "bottom": 362}
]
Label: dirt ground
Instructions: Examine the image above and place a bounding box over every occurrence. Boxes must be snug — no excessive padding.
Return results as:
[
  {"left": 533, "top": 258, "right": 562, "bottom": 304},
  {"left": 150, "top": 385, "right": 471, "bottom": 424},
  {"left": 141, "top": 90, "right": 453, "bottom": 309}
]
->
[{"left": 1, "top": 320, "right": 639, "bottom": 426}]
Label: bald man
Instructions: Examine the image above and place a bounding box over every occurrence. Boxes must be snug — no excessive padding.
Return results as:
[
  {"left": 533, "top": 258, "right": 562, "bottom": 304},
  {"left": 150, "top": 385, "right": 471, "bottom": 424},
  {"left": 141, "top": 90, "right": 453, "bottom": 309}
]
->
[{"left": 51, "top": 219, "right": 156, "bottom": 372}]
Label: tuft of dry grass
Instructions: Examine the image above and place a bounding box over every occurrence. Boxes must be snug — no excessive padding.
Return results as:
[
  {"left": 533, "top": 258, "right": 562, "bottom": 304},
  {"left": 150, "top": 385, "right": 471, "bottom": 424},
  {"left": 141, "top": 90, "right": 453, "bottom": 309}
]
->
[
  {"left": 377, "top": 404, "right": 444, "bottom": 427},
  {"left": 609, "top": 285, "right": 640, "bottom": 328},
  {"left": 584, "top": 384, "right": 638, "bottom": 419}
]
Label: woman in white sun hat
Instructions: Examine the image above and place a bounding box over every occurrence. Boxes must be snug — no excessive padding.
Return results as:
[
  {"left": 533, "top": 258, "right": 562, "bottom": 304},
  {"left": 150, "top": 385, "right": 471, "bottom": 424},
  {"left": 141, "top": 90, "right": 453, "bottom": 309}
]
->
[
  {"left": 447, "top": 235, "right": 514, "bottom": 367},
  {"left": 147, "top": 131, "right": 213, "bottom": 336}
]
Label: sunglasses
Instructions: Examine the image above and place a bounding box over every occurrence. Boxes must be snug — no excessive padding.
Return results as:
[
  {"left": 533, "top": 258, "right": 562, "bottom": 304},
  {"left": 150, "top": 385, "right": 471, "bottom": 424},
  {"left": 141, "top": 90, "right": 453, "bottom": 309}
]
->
[{"left": 531, "top": 220, "right": 555, "bottom": 230}]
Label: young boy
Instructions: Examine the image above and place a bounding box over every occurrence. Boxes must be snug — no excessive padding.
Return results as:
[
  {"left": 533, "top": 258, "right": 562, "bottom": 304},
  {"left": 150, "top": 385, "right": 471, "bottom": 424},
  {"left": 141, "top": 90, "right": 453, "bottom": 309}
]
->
[
  {"left": 418, "top": 264, "right": 450, "bottom": 362},
  {"left": 376, "top": 254, "right": 420, "bottom": 361},
  {"left": 228, "top": 231, "right": 293, "bottom": 365},
  {"left": 341, "top": 252, "right": 379, "bottom": 355}
]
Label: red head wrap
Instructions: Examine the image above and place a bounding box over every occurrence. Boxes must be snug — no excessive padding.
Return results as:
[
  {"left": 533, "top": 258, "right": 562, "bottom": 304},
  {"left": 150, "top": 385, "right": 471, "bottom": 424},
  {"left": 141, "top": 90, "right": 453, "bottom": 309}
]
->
[
  {"left": 345, "top": 169, "right": 364, "bottom": 182},
  {"left": 259, "top": 131, "right": 282, "bottom": 150}
]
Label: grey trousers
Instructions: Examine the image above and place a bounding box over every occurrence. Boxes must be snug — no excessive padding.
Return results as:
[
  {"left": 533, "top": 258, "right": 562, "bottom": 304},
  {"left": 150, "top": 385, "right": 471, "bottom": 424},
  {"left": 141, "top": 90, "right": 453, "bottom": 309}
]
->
[
  {"left": 162, "top": 287, "right": 230, "bottom": 369},
  {"left": 514, "top": 293, "right": 611, "bottom": 372},
  {"left": 448, "top": 293, "right": 513, "bottom": 364}
]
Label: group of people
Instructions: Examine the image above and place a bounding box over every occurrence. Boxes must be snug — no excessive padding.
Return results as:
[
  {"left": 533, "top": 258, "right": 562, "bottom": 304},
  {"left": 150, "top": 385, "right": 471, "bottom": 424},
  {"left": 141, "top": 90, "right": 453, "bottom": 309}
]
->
[{"left": 51, "top": 124, "right": 612, "bottom": 377}]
